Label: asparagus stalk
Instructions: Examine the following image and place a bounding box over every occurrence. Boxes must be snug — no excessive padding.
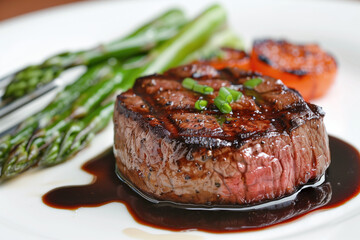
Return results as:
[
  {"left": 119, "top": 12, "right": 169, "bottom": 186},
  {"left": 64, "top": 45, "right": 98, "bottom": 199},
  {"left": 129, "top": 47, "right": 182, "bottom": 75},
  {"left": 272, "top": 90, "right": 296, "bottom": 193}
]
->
[
  {"left": 0, "top": 122, "right": 37, "bottom": 174},
  {"left": 70, "top": 66, "right": 125, "bottom": 118},
  {"left": 31, "top": 62, "right": 116, "bottom": 128},
  {"left": 120, "top": 4, "right": 227, "bottom": 91},
  {"left": 3, "top": 9, "right": 187, "bottom": 101},
  {"left": 0, "top": 4, "right": 228, "bottom": 180},
  {"left": 0, "top": 63, "right": 115, "bottom": 175},
  {"left": 1, "top": 109, "right": 73, "bottom": 178},
  {"left": 39, "top": 101, "right": 114, "bottom": 167},
  {"left": 0, "top": 9, "right": 189, "bottom": 178},
  {"left": 0, "top": 63, "right": 125, "bottom": 178}
]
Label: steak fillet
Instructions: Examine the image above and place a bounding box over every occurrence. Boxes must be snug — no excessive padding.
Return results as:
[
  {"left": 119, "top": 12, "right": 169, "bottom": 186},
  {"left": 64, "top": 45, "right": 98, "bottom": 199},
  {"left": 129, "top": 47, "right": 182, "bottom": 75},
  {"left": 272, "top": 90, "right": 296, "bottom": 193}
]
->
[{"left": 113, "top": 64, "right": 330, "bottom": 205}]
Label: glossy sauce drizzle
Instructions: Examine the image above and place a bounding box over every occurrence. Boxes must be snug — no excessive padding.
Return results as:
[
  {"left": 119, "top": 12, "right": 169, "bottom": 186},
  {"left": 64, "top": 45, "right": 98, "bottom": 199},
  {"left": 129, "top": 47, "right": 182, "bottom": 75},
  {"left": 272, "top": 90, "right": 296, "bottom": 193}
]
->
[{"left": 43, "top": 136, "right": 360, "bottom": 233}]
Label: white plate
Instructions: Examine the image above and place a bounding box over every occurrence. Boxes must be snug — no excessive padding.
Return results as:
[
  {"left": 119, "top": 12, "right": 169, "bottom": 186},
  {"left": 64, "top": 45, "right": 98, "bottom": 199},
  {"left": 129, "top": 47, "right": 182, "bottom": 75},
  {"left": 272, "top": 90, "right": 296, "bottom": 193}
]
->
[{"left": 1, "top": 0, "right": 360, "bottom": 239}]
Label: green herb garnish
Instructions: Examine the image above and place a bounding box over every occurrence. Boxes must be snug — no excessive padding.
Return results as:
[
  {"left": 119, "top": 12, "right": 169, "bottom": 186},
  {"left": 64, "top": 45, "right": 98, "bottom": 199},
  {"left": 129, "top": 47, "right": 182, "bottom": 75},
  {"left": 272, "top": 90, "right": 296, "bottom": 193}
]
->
[
  {"left": 195, "top": 99, "right": 208, "bottom": 110},
  {"left": 182, "top": 77, "right": 197, "bottom": 90},
  {"left": 218, "top": 87, "right": 233, "bottom": 103},
  {"left": 182, "top": 77, "right": 214, "bottom": 95},
  {"left": 243, "top": 77, "right": 263, "bottom": 89},
  {"left": 225, "top": 87, "right": 242, "bottom": 101},
  {"left": 193, "top": 83, "right": 214, "bottom": 94},
  {"left": 214, "top": 96, "right": 232, "bottom": 114},
  {"left": 214, "top": 87, "right": 242, "bottom": 114}
]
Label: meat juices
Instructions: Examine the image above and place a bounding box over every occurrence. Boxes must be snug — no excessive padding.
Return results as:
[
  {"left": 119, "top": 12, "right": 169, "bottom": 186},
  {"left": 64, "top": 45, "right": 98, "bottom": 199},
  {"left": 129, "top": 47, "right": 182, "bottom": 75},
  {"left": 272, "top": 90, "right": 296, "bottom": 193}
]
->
[{"left": 113, "top": 64, "right": 330, "bottom": 205}]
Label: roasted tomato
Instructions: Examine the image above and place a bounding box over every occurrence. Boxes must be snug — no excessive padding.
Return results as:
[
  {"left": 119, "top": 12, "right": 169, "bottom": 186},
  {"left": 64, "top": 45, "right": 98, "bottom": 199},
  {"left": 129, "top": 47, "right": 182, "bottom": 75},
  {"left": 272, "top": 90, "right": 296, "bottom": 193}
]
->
[
  {"left": 194, "top": 48, "right": 251, "bottom": 70},
  {"left": 250, "top": 39, "right": 337, "bottom": 101}
]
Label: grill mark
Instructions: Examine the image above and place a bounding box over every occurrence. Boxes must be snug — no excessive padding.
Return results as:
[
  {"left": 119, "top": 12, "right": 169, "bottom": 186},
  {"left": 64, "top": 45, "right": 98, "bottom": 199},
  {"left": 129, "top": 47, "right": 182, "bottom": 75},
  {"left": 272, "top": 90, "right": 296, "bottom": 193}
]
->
[
  {"left": 166, "top": 113, "right": 183, "bottom": 142},
  {"left": 119, "top": 65, "right": 323, "bottom": 149},
  {"left": 218, "top": 68, "right": 238, "bottom": 84},
  {"left": 285, "top": 69, "right": 308, "bottom": 76},
  {"left": 258, "top": 54, "right": 273, "bottom": 66},
  {"left": 133, "top": 79, "right": 180, "bottom": 139},
  {"left": 118, "top": 100, "right": 310, "bottom": 148}
]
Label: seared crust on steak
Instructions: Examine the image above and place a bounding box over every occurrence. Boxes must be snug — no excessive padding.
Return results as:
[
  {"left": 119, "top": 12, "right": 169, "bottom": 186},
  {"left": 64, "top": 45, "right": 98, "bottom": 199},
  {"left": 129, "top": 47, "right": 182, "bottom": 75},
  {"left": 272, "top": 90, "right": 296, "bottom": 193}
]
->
[{"left": 113, "top": 64, "right": 330, "bottom": 205}]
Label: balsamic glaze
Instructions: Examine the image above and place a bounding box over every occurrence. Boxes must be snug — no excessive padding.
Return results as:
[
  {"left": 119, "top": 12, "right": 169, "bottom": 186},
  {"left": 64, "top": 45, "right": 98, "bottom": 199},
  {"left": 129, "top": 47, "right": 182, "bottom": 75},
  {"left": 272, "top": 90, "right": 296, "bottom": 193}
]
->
[{"left": 43, "top": 136, "right": 360, "bottom": 233}]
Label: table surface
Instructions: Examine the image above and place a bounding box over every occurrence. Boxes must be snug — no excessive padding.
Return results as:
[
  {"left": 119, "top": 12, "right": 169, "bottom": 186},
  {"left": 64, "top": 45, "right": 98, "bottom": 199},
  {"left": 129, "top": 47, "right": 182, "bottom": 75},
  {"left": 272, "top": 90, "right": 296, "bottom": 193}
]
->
[
  {"left": 0, "top": 0, "right": 85, "bottom": 21},
  {"left": 1, "top": 0, "right": 359, "bottom": 22}
]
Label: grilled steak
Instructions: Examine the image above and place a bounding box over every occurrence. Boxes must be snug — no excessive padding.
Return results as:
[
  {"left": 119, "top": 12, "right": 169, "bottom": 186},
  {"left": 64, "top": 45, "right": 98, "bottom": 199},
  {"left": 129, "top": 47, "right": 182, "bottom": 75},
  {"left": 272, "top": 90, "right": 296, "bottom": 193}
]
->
[{"left": 113, "top": 64, "right": 330, "bottom": 205}]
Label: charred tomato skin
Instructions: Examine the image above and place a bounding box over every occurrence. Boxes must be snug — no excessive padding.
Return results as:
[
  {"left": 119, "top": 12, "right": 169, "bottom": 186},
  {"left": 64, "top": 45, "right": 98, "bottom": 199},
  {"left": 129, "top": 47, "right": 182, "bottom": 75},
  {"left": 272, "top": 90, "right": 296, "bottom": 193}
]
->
[{"left": 250, "top": 39, "right": 337, "bottom": 101}]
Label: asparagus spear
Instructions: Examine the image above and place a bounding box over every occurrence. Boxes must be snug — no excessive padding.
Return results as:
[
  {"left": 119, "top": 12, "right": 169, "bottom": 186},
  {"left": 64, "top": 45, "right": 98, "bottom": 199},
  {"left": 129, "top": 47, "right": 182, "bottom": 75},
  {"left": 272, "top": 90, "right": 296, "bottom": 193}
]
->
[
  {"left": 1, "top": 109, "right": 73, "bottom": 178},
  {"left": 0, "top": 62, "right": 130, "bottom": 178},
  {"left": 3, "top": 9, "right": 187, "bottom": 101},
  {"left": 1, "top": 4, "right": 228, "bottom": 179},
  {"left": 39, "top": 101, "right": 114, "bottom": 167},
  {"left": 0, "top": 122, "right": 37, "bottom": 174},
  {"left": 30, "top": 62, "right": 116, "bottom": 128},
  {"left": 70, "top": 66, "right": 124, "bottom": 118},
  {"left": 120, "top": 4, "right": 227, "bottom": 91},
  {"left": 4, "top": 64, "right": 134, "bottom": 174},
  {"left": 0, "top": 9, "right": 188, "bottom": 177},
  {"left": 0, "top": 62, "right": 125, "bottom": 178},
  {"left": 0, "top": 63, "right": 115, "bottom": 174}
]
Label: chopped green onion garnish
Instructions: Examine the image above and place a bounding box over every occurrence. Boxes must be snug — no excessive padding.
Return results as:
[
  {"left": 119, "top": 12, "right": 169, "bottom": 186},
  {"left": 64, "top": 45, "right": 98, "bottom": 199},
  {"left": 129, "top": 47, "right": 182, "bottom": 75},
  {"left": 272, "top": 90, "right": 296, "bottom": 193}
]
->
[
  {"left": 243, "top": 77, "right": 263, "bottom": 89},
  {"left": 214, "top": 96, "right": 232, "bottom": 114},
  {"left": 195, "top": 99, "right": 208, "bottom": 110},
  {"left": 192, "top": 83, "right": 201, "bottom": 92},
  {"left": 182, "top": 78, "right": 214, "bottom": 95},
  {"left": 203, "top": 86, "right": 214, "bottom": 94},
  {"left": 182, "top": 77, "right": 197, "bottom": 90},
  {"left": 218, "top": 87, "right": 233, "bottom": 103},
  {"left": 225, "top": 87, "right": 243, "bottom": 101},
  {"left": 193, "top": 83, "right": 214, "bottom": 95}
]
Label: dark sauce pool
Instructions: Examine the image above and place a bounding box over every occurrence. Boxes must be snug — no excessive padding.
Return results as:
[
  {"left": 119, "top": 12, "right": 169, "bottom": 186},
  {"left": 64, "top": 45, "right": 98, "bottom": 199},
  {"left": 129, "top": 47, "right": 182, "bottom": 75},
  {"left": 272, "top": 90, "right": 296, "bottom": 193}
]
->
[{"left": 43, "top": 136, "right": 360, "bottom": 233}]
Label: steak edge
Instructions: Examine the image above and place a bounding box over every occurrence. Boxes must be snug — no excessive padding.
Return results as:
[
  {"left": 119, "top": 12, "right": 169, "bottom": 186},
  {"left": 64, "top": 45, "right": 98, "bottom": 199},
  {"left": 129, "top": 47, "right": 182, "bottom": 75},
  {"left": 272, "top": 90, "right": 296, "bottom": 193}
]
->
[{"left": 113, "top": 64, "right": 330, "bottom": 205}]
